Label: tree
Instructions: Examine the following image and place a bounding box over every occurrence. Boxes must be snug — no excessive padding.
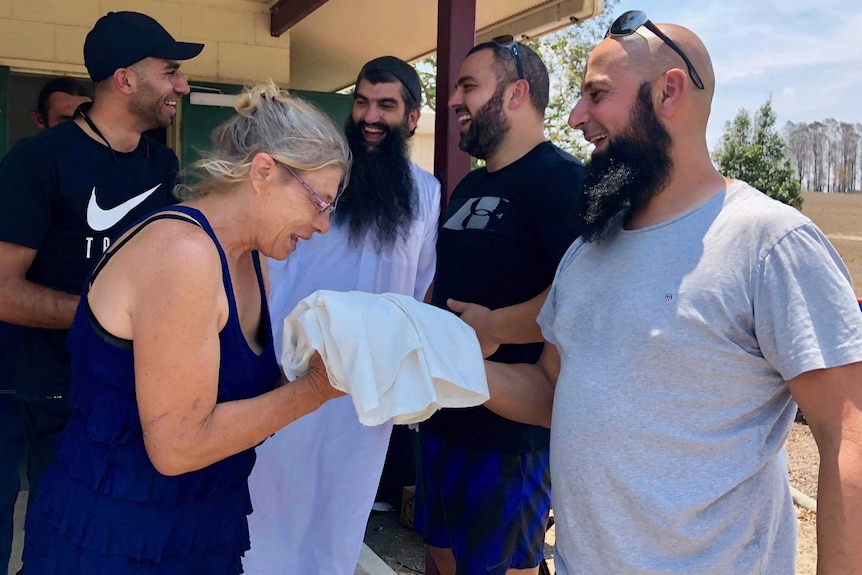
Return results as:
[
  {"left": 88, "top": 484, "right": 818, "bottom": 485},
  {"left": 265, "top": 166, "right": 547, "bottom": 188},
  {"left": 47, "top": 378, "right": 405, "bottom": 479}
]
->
[
  {"left": 415, "top": 56, "right": 437, "bottom": 112},
  {"left": 527, "top": 0, "right": 618, "bottom": 160},
  {"left": 414, "top": 0, "right": 619, "bottom": 162},
  {"left": 714, "top": 99, "right": 803, "bottom": 208}
]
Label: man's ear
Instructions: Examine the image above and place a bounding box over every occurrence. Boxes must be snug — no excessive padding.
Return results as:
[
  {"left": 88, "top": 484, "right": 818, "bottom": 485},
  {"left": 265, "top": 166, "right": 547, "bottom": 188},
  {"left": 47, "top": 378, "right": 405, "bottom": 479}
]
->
[
  {"left": 406, "top": 108, "right": 421, "bottom": 133},
  {"left": 507, "top": 78, "right": 532, "bottom": 110},
  {"left": 113, "top": 67, "right": 137, "bottom": 95},
  {"left": 30, "top": 109, "right": 47, "bottom": 130},
  {"left": 656, "top": 68, "right": 687, "bottom": 118}
]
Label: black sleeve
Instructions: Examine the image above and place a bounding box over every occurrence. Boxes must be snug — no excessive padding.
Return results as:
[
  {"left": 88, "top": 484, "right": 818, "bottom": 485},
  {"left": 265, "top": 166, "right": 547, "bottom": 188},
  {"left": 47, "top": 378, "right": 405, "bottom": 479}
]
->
[
  {"left": 526, "top": 160, "right": 587, "bottom": 266},
  {"left": 0, "top": 138, "right": 58, "bottom": 249}
]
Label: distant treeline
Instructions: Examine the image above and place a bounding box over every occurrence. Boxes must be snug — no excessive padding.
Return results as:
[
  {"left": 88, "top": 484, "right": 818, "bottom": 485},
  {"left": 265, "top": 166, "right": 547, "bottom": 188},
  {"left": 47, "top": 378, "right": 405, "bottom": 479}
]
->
[{"left": 784, "top": 120, "right": 861, "bottom": 193}]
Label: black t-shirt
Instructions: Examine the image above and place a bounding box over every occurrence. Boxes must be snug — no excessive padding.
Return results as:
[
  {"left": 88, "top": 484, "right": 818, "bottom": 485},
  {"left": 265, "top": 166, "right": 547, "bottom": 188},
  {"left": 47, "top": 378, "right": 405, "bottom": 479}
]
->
[
  {"left": 0, "top": 120, "right": 179, "bottom": 400},
  {"left": 423, "top": 141, "right": 586, "bottom": 452},
  {"left": 0, "top": 321, "right": 20, "bottom": 393}
]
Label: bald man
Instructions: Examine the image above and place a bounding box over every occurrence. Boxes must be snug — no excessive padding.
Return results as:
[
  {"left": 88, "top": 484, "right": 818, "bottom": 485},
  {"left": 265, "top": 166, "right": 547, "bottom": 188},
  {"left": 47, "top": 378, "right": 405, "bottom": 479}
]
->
[{"left": 481, "top": 11, "right": 862, "bottom": 574}]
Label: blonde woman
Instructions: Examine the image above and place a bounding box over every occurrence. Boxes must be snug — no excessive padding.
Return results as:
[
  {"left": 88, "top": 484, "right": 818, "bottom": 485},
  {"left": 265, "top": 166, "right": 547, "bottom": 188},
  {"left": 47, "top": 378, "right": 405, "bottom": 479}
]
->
[{"left": 22, "top": 83, "right": 350, "bottom": 575}]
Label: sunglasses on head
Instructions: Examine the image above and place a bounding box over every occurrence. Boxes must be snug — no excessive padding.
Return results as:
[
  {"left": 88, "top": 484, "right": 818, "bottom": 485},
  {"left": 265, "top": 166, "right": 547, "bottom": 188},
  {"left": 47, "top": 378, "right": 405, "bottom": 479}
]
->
[
  {"left": 492, "top": 35, "right": 526, "bottom": 81},
  {"left": 605, "top": 10, "right": 704, "bottom": 90}
]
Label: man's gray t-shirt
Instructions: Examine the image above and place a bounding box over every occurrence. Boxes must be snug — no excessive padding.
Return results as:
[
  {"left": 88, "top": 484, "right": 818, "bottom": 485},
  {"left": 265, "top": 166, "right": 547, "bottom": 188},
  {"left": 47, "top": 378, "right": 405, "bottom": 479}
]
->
[{"left": 538, "top": 180, "right": 862, "bottom": 574}]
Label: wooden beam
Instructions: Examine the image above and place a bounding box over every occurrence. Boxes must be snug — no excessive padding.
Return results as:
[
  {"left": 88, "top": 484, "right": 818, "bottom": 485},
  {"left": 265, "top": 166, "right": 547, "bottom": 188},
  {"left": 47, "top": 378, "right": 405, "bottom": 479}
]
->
[
  {"left": 270, "top": 0, "right": 330, "bottom": 37},
  {"left": 433, "top": 0, "right": 476, "bottom": 211}
]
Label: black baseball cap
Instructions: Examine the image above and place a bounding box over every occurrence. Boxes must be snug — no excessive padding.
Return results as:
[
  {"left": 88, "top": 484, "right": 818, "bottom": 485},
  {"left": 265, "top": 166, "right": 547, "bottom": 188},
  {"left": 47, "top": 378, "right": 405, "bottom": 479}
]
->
[
  {"left": 357, "top": 56, "right": 422, "bottom": 104},
  {"left": 84, "top": 11, "right": 204, "bottom": 82}
]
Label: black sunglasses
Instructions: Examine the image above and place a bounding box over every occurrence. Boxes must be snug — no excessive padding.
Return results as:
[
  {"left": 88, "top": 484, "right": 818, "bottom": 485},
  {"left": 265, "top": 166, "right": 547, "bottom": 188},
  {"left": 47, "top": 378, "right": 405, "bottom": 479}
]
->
[
  {"left": 605, "top": 10, "right": 704, "bottom": 90},
  {"left": 492, "top": 35, "right": 526, "bottom": 81}
]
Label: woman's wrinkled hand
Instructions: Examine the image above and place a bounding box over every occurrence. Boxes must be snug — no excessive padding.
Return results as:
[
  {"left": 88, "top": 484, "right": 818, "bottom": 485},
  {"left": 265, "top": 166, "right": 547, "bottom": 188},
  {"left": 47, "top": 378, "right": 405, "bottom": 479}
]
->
[{"left": 306, "top": 351, "right": 346, "bottom": 403}]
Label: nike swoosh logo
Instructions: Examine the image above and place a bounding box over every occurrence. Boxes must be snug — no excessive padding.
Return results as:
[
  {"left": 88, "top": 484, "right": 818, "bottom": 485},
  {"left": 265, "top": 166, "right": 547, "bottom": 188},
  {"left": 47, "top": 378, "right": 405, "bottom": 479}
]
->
[{"left": 87, "top": 184, "right": 162, "bottom": 232}]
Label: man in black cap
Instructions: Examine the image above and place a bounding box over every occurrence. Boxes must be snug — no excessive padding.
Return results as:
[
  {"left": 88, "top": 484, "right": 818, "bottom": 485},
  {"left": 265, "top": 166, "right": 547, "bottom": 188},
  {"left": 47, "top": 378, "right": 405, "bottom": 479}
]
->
[
  {"left": 0, "top": 13, "right": 203, "bottom": 560},
  {"left": 244, "top": 56, "right": 441, "bottom": 575}
]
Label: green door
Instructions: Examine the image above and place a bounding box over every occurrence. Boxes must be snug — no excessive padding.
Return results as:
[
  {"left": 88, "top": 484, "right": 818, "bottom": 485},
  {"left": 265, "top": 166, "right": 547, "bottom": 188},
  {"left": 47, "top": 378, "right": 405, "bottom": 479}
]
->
[{"left": 0, "top": 66, "right": 10, "bottom": 158}]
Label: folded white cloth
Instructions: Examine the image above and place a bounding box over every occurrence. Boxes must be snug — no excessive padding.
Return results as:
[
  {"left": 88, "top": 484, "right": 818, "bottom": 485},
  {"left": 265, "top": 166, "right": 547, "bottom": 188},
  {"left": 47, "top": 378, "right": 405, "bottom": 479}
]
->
[{"left": 282, "top": 290, "right": 489, "bottom": 425}]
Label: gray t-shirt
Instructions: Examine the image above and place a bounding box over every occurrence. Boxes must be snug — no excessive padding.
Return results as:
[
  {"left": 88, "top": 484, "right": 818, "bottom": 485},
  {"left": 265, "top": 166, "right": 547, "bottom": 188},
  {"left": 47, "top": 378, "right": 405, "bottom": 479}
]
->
[{"left": 538, "top": 180, "right": 862, "bottom": 574}]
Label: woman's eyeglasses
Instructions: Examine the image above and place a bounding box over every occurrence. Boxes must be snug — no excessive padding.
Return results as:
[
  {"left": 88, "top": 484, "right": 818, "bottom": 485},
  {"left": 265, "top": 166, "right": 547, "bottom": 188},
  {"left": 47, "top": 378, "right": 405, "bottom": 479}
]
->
[
  {"left": 279, "top": 162, "right": 340, "bottom": 214},
  {"left": 492, "top": 35, "right": 526, "bottom": 81},
  {"left": 605, "top": 10, "right": 704, "bottom": 90}
]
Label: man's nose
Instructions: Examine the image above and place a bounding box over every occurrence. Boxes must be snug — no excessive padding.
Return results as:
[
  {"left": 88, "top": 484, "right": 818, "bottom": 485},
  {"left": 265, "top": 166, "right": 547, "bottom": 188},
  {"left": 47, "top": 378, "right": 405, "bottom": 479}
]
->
[
  {"left": 568, "top": 100, "right": 587, "bottom": 130},
  {"left": 363, "top": 105, "right": 383, "bottom": 124},
  {"left": 449, "top": 87, "right": 463, "bottom": 109},
  {"left": 174, "top": 71, "right": 191, "bottom": 96}
]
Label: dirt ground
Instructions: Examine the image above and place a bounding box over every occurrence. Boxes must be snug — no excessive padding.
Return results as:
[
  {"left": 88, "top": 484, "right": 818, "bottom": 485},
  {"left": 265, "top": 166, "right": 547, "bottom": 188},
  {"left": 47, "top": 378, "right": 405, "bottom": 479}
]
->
[
  {"left": 364, "top": 191, "right": 860, "bottom": 574},
  {"left": 787, "top": 423, "right": 819, "bottom": 575}
]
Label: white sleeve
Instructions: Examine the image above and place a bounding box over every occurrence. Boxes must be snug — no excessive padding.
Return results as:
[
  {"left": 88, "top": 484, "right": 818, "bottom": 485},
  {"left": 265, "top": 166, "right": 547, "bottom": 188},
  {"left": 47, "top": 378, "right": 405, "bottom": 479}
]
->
[{"left": 411, "top": 167, "right": 441, "bottom": 301}]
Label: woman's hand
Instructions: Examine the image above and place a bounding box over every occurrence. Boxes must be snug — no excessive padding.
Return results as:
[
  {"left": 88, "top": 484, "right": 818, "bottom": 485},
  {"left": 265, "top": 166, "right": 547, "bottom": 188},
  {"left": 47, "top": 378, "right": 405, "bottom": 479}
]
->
[{"left": 305, "top": 351, "right": 346, "bottom": 403}]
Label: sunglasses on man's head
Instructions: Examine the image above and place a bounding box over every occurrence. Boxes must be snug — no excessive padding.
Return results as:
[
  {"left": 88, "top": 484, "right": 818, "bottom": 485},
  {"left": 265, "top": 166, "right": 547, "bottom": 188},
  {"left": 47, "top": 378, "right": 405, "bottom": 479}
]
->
[
  {"left": 492, "top": 35, "right": 526, "bottom": 81},
  {"left": 605, "top": 10, "right": 704, "bottom": 90}
]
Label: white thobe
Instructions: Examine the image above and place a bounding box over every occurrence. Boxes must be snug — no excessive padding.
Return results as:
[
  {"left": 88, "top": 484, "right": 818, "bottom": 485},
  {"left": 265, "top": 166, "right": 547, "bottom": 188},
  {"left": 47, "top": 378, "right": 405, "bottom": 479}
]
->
[{"left": 243, "top": 163, "right": 440, "bottom": 575}]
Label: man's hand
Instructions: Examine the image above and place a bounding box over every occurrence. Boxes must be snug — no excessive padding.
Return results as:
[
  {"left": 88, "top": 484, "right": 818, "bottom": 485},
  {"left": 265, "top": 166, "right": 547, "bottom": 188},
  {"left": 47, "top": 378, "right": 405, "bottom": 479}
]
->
[
  {"left": 446, "top": 287, "right": 549, "bottom": 353},
  {"left": 447, "top": 298, "right": 502, "bottom": 358}
]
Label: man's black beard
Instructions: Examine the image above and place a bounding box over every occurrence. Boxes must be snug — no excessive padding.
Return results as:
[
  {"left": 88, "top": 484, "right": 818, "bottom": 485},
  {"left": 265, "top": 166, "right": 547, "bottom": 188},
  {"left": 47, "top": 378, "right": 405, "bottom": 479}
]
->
[
  {"left": 336, "top": 118, "right": 417, "bottom": 251},
  {"left": 581, "top": 83, "right": 674, "bottom": 242},
  {"left": 459, "top": 83, "right": 510, "bottom": 160}
]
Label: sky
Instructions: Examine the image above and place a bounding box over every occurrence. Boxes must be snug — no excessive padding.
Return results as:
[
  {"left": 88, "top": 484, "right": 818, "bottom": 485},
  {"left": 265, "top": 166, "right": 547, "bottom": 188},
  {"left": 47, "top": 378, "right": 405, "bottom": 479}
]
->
[{"left": 606, "top": 0, "right": 862, "bottom": 150}]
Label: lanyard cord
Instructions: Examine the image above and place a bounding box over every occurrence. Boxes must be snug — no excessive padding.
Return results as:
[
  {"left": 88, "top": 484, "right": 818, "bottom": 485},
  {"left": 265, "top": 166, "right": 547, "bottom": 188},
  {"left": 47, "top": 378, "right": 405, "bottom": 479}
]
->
[{"left": 76, "top": 107, "right": 150, "bottom": 161}]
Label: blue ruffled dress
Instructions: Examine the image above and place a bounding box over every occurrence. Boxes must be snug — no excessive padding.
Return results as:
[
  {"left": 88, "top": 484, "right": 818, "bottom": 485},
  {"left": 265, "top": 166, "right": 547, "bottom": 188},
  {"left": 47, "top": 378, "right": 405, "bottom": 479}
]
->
[{"left": 22, "top": 206, "right": 280, "bottom": 574}]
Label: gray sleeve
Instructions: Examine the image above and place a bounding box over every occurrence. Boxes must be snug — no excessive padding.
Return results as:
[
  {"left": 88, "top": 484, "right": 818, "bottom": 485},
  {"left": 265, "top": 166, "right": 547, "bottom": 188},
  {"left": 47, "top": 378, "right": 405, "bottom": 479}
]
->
[
  {"left": 754, "top": 222, "right": 862, "bottom": 381},
  {"left": 538, "top": 238, "right": 585, "bottom": 347}
]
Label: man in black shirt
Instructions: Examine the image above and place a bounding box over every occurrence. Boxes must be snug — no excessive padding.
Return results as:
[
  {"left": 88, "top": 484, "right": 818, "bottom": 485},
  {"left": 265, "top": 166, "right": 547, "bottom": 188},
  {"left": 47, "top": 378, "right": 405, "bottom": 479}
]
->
[
  {"left": 0, "top": 14, "right": 203, "bottom": 569},
  {"left": 414, "top": 39, "right": 586, "bottom": 575},
  {"left": 0, "top": 74, "right": 93, "bottom": 575}
]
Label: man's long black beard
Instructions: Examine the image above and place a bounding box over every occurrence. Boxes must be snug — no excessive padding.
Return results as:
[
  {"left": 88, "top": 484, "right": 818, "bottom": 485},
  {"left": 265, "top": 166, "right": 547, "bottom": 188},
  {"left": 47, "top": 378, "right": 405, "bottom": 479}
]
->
[
  {"left": 336, "top": 119, "right": 417, "bottom": 251},
  {"left": 581, "top": 83, "right": 674, "bottom": 242}
]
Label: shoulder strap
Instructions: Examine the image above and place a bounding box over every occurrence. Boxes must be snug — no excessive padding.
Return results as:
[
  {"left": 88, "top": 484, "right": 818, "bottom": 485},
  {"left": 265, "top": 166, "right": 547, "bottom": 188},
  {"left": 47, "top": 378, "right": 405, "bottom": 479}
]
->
[{"left": 88, "top": 212, "right": 203, "bottom": 288}]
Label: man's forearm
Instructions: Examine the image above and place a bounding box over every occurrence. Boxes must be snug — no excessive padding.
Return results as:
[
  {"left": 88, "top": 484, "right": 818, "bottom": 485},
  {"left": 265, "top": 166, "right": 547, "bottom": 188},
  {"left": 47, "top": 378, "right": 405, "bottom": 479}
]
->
[
  {"left": 483, "top": 360, "right": 554, "bottom": 428},
  {"left": 487, "top": 287, "right": 549, "bottom": 344},
  {"left": 814, "top": 439, "right": 862, "bottom": 574},
  {"left": 448, "top": 286, "right": 551, "bottom": 351},
  {"left": 0, "top": 277, "right": 79, "bottom": 329}
]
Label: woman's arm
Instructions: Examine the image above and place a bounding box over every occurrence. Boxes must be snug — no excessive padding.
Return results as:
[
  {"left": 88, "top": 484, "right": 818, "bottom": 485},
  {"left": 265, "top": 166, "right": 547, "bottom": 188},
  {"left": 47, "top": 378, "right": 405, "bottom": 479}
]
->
[{"left": 127, "top": 226, "right": 340, "bottom": 476}]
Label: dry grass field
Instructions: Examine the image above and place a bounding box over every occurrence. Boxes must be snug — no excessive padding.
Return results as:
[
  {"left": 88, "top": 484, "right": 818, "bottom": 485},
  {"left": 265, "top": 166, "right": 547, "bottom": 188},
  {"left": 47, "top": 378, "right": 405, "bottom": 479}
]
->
[{"left": 800, "top": 191, "right": 862, "bottom": 298}]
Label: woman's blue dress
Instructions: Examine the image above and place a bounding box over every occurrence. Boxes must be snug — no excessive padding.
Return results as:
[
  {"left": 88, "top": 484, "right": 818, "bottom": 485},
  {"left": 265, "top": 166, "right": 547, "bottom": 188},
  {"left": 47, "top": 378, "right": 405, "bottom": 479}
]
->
[{"left": 23, "top": 206, "right": 280, "bottom": 574}]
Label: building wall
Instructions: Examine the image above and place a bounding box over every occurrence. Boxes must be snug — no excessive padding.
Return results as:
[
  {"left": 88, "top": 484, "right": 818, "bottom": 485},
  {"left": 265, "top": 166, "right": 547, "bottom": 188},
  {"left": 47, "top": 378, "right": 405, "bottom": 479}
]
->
[
  {"left": 0, "top": 0, "right": 290, "bottom": 85},
  {"left": 409, "top": 109, "right": 435, "bottom": 174}
]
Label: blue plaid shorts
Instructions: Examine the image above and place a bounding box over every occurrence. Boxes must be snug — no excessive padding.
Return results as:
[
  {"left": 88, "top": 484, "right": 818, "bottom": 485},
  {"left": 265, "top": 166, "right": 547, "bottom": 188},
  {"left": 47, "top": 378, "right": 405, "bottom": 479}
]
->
[{"left": 413, "top": 431, "right": 551, "bottom": 575}]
